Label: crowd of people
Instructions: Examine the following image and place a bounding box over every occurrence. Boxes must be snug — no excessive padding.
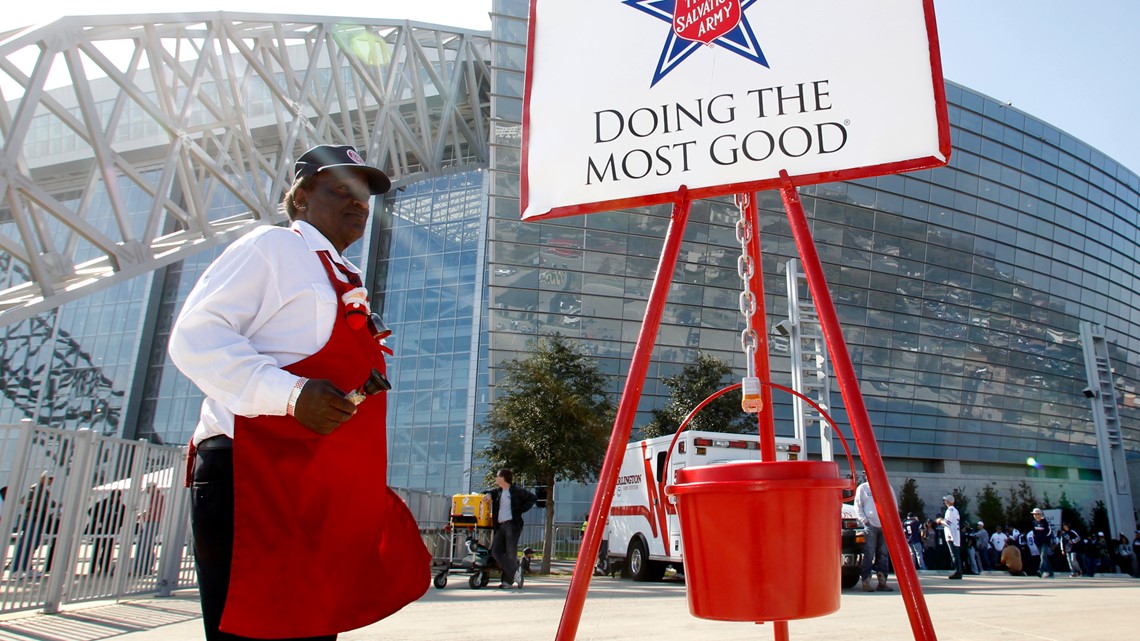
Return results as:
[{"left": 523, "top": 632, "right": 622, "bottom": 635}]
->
[{"left": 900, "top": 506, "right": 1139, "bottom": 579}]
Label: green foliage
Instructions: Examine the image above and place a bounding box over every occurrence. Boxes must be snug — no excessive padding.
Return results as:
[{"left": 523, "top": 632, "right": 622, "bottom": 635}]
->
[
  {"left": 1090, "top": 500, "right": 1110, "bottom": 536},
  {"left": 974, "top": 483, "right": 1005, "bottom": 530},
  {"left": 1004, "top": 480, "right": 1038, "bottom": 531},
  {"left": 1057, "top": 492, "right": 1088, "bottom": 534},
  {"left": 950, "top": 487, "right": 971, "bottom": 524},
  {"left": 897, "top": 478, "right": 926, "bottom": 521},
  {"left": 478, "top": 334, "right": 614, "bottom": 486},
  {"left": 640, "top": 354, "right": 752, "bottom": 438},
  {"left": 477, "top": 334, "right": 615, "bottom": 574}
]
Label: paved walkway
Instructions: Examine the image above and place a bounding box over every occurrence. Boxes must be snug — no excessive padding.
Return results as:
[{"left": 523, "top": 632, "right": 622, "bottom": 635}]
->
[{"left": 0, "top": 572, "right": 1136, "bottom": 640}]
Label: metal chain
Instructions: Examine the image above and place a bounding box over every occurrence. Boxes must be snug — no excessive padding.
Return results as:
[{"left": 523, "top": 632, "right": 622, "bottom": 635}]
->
[{"left": 734, "top": 193, "right": 757, "bottom": 378}]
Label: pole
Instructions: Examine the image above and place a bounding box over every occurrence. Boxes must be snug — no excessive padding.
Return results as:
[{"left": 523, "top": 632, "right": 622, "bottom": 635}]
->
[
  {"left": 555, "top": 187, "right": 693, "bottom": 641},
  {"left": 778, "top": 171, "right": 937, "bottom": 641}
]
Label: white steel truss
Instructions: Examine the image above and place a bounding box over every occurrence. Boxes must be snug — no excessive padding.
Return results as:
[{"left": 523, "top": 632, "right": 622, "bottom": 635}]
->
[{"left": 0, "top": 12, "right": 490, "bottom": 326}]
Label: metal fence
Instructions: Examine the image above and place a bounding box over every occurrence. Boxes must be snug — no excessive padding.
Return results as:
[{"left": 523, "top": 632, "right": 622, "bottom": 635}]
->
[
  {"left": 520, "top": 523, "right": 586, "bottom": 560},
  {"left": 0, "top": 425, "right": 589, "bottom": 615},
  {"left": 392, "top": 488, "right": 586, "bottom": 563},
  {"left": 0, "top": 424, "right": 193, "bottom": 615}
]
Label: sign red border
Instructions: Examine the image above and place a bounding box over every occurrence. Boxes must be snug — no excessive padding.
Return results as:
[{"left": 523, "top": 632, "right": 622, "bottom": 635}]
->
[{"left": 520, "top": 0, "right": 951, "bottom": 221}]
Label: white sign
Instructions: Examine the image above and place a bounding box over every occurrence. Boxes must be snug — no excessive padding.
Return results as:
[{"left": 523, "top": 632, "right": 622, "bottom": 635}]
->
[
  {"left": 522, "top": 0, "right": 950, "bottom": 220},
  {"left": 1043, "top": 509, "right": 1063, "bottom": 539}
]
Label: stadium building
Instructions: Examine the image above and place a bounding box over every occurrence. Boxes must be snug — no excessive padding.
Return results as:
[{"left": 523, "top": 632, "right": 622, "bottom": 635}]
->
[{"left": 1, "top": 1, "right": 1137, "bottom": 531}]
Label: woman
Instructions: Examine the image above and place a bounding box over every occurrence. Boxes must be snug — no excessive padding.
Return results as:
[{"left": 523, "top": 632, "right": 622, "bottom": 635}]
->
[
  {"left": 922, "top": 519, "right": 942, "bottom": 569},
  {"left": 170, "top": 144, "right": 429, "bottom": 640},
  {"left": 1112, "top": 533, "right": 1134, "bottom": 575}
]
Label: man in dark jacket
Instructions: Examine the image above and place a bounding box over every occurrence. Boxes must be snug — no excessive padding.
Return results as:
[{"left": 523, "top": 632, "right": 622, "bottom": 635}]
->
[
  {"left": 903, "top": 513, "right": 925, "bottom": 570},
  {"left": 483, "top": 469, "right": 537, "bottom": 589},
  {"left": 1030, "top": 507, "right": 1054, "bottom": 578}
]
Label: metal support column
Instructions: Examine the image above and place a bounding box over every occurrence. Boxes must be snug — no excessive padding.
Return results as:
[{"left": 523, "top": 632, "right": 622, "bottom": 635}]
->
[
  {"left": 1079, "top": 322, "right": 1137, "bottom": 537},
  {"left": 784, "top": 258, "right": 834, "bottom": 462}
]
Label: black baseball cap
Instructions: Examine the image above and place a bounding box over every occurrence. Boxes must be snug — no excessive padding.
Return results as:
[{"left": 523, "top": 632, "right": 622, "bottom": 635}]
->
[{"left": 294, "top": 144, "right": 391, "bottom": 194}]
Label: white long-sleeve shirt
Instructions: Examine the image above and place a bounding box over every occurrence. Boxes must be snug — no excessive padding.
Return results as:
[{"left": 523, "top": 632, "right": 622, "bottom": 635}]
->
[
  {"left": 169, "top": 221, "right": 363, "bottom": 446},
  {"left": 853, "top": 482, "right": 882, "bottom": 528},
  {"left": 942, "top": 505, "right": 961, "bottom": 546}
]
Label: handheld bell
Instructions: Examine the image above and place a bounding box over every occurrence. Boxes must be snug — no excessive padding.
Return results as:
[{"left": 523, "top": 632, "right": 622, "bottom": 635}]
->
[
  {"left": 370, "top": 313, "right": 392, "bottom": 340},
  {"left": 361, "top": 367, "right": 392, "bottom": 394},
  {"left": 345, "top": 368, "right": 392, "bottom": 405}
]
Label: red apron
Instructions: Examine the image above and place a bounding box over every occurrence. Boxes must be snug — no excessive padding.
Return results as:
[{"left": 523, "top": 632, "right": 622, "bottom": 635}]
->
[{"left": 220, "top": 252, "right": 429, "bottom": 639}]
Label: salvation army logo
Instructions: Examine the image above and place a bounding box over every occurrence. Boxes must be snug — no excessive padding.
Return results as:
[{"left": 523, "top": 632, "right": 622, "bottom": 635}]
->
[
  {"left": 674, "top": 0, "right": 740, "bottom": 44},
  {"left": 623, "top": 0, "right": 768, "bottom": 87}
]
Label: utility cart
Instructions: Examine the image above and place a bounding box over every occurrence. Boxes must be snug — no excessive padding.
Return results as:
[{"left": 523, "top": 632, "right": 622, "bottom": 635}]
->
[{"left": 431, "top": 493, "right": 498, "bottom": 589}]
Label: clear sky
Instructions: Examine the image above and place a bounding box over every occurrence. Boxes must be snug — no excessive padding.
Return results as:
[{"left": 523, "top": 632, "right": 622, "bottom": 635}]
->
[{"left": 3, "top": 0, "right": 1139, "bottom": 175}]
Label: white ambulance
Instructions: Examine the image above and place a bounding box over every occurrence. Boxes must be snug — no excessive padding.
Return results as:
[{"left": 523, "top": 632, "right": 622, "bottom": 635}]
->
[{"left": 606, "top": 430, "right": 803, "bottom": 581}]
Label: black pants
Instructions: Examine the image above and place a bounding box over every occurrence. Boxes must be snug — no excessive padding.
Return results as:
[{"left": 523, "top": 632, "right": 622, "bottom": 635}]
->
[
  {"left": 947, "top": 541, "right": 963, "bottom": 575},
  {"left": 490, "top": 521, "right": 520, "bottom": 585},
  {"left": 192, "top": 447, "right": 335, "bottom": 641}
]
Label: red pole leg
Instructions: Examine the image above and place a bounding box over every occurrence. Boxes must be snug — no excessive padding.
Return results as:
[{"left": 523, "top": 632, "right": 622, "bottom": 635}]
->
[
  {"left": 555, "top": 187, "right": 693, "bottom": 641},
  {"left": 740, "top": 192, "right": 777, "bottom": 456},
  {"left": 778, "top": 171, "right": 937, "bottom": 641}
]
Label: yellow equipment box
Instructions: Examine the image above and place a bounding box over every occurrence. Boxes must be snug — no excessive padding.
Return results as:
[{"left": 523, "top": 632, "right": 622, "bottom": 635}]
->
[{"left": 450, "top": 493, "right": 492, "bottom": 527}]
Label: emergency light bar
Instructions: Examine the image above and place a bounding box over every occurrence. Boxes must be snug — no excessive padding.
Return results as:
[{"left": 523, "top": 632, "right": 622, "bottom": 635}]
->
[{"left": 689, "top": 437, "right": 802, "bottom": 452}]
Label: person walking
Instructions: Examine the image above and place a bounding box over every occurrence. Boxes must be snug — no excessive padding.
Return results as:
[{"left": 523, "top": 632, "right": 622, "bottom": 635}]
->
[
  {"left": 903, "top": 512, "right": 926, "bottom": 570},
  {"left": 483, "top": 468, "right": 537, "bottom": 589},
  {"left": 169, "top": 144, "right": 430, "bottom": 640},
  {"left": 1030, "top": 508, "right": 1054, "bottom": 578},
  {"left": 1059, "top": 522, "right": 1082, "bottom": 577},
  {"left": 853, "top": 477, "right": 893, "bottom": 592},
  {"left": 936, "top": 494, "right": 963, "bottom": 579}
]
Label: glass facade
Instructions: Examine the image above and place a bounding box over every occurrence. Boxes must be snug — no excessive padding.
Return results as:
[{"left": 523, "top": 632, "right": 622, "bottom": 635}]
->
[
  {"left": 0, "top": 175, "right": 154, "bottom": 434},
  {"left": 376, "top": 171, "right": 488, "bottom": 496},
  {"left": 1, "top": 6, "right": 1137, "bottom": 522},
  {"left": 483, "top": 0, "right": 1139, "bottom": 518}
]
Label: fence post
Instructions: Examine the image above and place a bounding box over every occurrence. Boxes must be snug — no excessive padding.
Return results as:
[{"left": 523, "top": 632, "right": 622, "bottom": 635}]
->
[
  {"left": 112, "top": 441, "right": 149, "bottom": 596},
  {"left": 0, "top": 424, "right": 38, "bottom": 575},
  {"left": 43, "top": 429, "right": 97, "bottom": 613},
  {"left": 156, "top": 446, "right": 190, "bottom": 596}
]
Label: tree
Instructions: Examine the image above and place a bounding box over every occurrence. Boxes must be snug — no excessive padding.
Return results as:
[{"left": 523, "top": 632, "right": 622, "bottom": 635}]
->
[
  {"left": 1004, "top": 480, "right": 1038, "bottom": 532},
  {"left": 1090, "top": 500, "right": 1110, "bottom": 537},
  {"left": 1056, "top": 492, "right": 1088, "bottom": 535},
  {"left": 641, "top": 354, "right": 752, "bottom": 438},
  {"left": 478, "top": 334, "right": 615, "bottom": 574},
  {"left": 950, "top": 487, "right": 972, "bottom": 525},
  {"left": 898, "top": 478, "right": 926, "bottom": 521},
  {"left": 974, "top": 483, "right": 1004, "bottom": 531}
]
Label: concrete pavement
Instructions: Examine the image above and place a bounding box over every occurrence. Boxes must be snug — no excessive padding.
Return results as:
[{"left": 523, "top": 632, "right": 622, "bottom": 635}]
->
[{"left": 1, "top": 572, "right": 1137, "bottom": 640}]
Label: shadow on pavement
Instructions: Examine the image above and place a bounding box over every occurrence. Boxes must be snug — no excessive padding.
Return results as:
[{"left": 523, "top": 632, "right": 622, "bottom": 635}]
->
[{"left": 0, "top": 594, "right": 200, "bottom": 641}]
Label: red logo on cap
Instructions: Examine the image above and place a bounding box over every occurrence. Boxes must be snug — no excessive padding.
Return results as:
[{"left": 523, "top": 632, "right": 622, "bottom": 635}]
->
[
  {"left": 673, "top": 0, "right": 741, "bottom": 46},
  {"left": 347, "top": 149, "right": 364, "bottom": 165}
]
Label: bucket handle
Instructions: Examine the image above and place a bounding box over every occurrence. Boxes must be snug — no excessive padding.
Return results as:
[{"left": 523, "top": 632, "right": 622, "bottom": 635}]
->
[{"left": 661, "top": 381, "right": 858, "bottom": 497}]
